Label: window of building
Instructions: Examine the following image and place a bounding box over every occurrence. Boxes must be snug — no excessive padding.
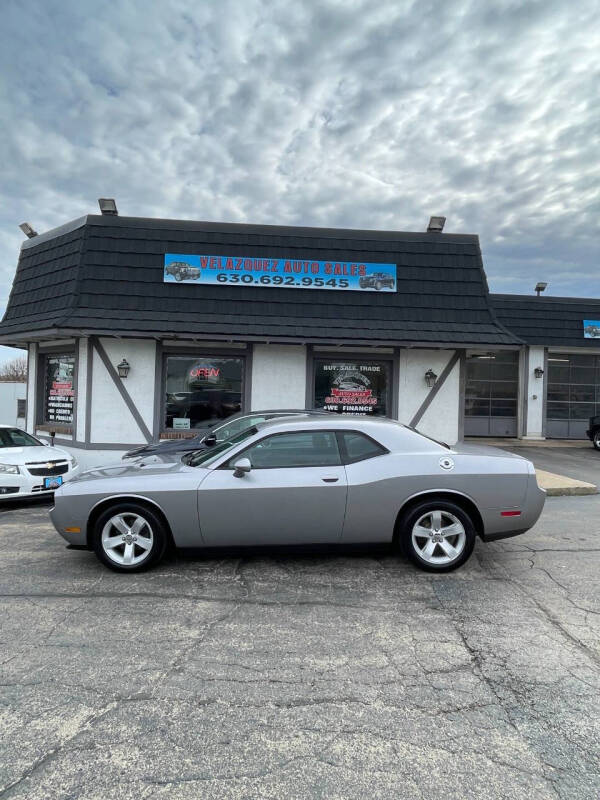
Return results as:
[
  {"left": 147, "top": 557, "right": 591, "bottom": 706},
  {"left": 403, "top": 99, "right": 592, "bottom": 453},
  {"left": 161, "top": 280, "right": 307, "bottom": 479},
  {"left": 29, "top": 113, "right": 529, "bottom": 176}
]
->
[
  {"left": 42, "top": 354, "right": 75, "bottom": 425},
  {"left": 313, "top": 359, "right": 390, "bottom": 415},
  {"left": 547, "top": 353, "right": 600, "bottom": 438},
  {"left": 17, "top": 398, "right": 26, "bottom": 419},
  {"left": 164, "top": 355, "right": 244, "bottom": 430},
  {"left": 464, "top": 351, "right": 519, "bottom": 437},
  {"left": 236, "top": 430, "right": 341, "bottom": 468}
]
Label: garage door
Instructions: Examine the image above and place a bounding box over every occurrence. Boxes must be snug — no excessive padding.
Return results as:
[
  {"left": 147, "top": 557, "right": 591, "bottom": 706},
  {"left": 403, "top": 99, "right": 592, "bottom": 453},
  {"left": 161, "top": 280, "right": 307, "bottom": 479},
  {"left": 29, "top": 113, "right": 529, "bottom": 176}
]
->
[
  {"left": 547, "top": 353, "right": 600, "bottom": 439},
  {"left": 464, "top": 351, "right": 519, "bottom": 437}
]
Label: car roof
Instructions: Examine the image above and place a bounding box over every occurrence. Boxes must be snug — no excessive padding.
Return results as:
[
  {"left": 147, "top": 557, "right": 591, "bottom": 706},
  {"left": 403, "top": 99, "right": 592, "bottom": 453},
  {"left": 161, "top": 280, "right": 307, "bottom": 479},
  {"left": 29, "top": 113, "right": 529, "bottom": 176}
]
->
[
  {"left": 250, "top": 415, "right": 444, "bottom": 453},
  {"left": 241, "top": 409, "right": 330, "bottom": 415}
]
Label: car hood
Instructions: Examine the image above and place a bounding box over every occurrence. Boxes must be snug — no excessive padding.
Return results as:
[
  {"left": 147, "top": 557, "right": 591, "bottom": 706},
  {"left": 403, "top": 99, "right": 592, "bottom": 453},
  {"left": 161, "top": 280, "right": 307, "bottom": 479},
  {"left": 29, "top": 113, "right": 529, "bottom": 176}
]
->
[
  {"left": 73, "top": 453, "right": 196, "bottom": 483},
  {"left": 124, "top": 432, "right": 210, "bottom": 457},
  {"left": 0, "top": 445, "right": 72, "bottom": 464}
]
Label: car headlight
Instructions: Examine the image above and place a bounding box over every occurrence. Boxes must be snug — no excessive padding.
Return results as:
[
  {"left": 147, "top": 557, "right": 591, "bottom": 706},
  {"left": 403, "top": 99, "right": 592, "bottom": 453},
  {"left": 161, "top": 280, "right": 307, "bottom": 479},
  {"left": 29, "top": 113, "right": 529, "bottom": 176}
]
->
[{"left": 0, "top": 464, "right": 19, "bottom": 474}]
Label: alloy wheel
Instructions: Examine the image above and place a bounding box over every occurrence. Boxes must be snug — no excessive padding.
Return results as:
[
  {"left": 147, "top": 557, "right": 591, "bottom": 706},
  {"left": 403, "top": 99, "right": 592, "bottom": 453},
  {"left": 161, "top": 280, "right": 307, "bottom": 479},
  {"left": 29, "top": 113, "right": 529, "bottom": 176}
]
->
[
  {"left": 101, "top": 512, "right": 154, "bottom": 567},
  {"left": 411, "top": 509, "right": 466, "bottom": 566}
]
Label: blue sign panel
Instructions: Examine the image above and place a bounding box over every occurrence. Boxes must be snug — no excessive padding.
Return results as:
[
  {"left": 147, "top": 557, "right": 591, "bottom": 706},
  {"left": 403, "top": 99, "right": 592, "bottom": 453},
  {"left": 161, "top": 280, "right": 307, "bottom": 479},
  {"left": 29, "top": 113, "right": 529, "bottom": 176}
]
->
[
  {"left": 583, "top": 320, "right": 600, "bottom": 338},
  {"left": 164, "top": 254, "right": 397, "bottom": 292}
]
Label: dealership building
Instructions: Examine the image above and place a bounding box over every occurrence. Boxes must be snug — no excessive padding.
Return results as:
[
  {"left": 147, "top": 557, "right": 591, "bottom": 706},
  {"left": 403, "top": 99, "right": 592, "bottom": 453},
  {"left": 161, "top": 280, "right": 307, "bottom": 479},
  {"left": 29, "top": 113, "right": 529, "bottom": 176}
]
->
[{"left": 1, "top": 210, "right": 600, "bottom": 468}]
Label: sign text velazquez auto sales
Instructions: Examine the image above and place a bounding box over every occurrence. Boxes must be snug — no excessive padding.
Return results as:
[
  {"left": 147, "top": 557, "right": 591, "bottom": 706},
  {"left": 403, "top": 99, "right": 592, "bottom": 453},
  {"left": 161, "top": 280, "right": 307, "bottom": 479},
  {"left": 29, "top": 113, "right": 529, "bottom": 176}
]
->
[{"left": 164, "top": 253, "right": 397, "bottom": 292}]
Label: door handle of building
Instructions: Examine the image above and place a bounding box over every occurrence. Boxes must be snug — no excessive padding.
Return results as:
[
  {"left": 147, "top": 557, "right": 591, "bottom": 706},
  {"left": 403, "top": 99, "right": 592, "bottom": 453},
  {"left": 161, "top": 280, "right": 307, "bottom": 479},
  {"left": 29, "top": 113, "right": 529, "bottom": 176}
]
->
[{"left": 321, "top": 477, "right": 339, "bottom": 483}]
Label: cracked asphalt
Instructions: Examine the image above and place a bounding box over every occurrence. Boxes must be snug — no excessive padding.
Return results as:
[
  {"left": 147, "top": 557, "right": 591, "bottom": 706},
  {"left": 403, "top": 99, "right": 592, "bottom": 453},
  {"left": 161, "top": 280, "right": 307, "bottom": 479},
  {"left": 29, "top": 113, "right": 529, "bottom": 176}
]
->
[{"left": 1, "top": 496, "right": 599, "bottom": 799}]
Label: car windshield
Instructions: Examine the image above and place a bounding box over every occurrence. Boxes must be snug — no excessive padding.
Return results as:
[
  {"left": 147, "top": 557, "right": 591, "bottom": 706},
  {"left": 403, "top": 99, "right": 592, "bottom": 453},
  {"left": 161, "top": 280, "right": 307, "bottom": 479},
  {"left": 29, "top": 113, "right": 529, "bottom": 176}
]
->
[
  {"left": 0, "top": 428, "right": 43, "bottom": 448},
  {"left": 183, "top": 426, "right": 258, "bottom": 468},
  {"left": 212, "top": 413, "right": 288, "bottom": 441}
]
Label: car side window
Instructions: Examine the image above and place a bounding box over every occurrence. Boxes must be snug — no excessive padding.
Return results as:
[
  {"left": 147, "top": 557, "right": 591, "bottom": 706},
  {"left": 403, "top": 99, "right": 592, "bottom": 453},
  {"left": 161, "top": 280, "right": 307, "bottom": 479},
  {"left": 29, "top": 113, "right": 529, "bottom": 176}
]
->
[
  {"left": 232, "top": 431, "right": 341, "bottom": 469},
  {"left": 340, "top": 431, "right": 387, "bottom": 463}
]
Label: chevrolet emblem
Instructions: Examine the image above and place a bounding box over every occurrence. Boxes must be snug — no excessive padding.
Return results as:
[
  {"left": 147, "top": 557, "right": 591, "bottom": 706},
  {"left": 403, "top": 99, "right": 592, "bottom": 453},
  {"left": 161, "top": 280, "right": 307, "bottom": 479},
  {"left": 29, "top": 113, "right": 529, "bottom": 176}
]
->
[{"left": 46, "top": 462, "right": 56, "bottom": 469}]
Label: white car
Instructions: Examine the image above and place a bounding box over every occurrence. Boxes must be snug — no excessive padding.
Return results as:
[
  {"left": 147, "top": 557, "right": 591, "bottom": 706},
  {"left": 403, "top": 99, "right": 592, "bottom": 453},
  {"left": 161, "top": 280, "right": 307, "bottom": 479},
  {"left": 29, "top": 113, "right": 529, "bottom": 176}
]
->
[{"left": 0, "top": 425, "right": 79, "bottom": 499}]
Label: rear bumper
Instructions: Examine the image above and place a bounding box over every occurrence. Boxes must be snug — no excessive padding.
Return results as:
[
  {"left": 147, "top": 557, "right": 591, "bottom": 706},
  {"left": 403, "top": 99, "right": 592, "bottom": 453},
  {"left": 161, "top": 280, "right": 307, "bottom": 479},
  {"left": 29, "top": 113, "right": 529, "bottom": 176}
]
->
[{"left": 480, "top": 473, "right": 546, "bottom": 542}]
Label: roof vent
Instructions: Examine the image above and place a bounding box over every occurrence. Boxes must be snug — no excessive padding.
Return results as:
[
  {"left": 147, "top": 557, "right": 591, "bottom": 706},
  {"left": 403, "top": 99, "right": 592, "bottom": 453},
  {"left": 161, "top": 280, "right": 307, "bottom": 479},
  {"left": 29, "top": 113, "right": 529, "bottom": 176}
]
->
[
  {"left": 98, "top": 198, "right": 118, "bottom": 216},
  {"left": 427, "top": 216, "right": 446, "bottom": 233}
]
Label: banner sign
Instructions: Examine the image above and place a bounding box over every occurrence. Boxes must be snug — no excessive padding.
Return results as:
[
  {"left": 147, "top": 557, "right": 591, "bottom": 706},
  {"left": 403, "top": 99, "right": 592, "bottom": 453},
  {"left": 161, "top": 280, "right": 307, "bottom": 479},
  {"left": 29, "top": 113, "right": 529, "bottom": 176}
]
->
[
  {"left": 583, "top": 320, "right": 600, "bottom": 338},
  {"left": 164, "top": 253, "right": 396, "bottom": 292}
]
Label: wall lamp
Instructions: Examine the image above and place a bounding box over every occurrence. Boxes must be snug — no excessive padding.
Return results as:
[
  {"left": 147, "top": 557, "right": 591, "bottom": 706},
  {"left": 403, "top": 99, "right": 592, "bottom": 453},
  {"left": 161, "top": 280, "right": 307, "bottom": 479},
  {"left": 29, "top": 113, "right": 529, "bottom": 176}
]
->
[
  {"left": 534, "top": 367, "right": 544, "bottom": 379},
  {"left": 19, "top": 222, "right": 38, "bottom": 238},
  {"left": 535, "top": 282, "right": 547, "bottom": 296},
  {"left": 425, "top": 369, "right": 438, "bottom": 388},
  {"left": 116, "top": 358, "right": 130, "bottom": 378},
  {"left": 98, "top": 198, "right": 118, "bottom": 216}
]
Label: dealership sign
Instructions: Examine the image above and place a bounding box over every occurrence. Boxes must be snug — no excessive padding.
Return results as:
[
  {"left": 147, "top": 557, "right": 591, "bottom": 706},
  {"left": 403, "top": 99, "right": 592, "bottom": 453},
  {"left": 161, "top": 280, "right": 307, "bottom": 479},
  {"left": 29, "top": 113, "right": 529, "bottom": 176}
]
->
[
  {"left": 164, "top": 253, "right": 396, "bottom": 292},
  {"left": 583, "top": 320, "right": 600, "bottom": 338}
]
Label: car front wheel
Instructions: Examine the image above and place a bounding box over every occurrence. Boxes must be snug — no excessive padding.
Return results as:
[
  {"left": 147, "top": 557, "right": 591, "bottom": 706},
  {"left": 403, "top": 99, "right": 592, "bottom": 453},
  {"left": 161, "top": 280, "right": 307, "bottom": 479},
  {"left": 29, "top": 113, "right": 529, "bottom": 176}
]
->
[
  {"left": 92, "top": 503, "right": 168, "bottom": 572},
  {"left": 399, "top": 500, "right": 476, "bottom": 572},
  {"left": 593, "top": 430, "right": 600, "bottom": 451}
]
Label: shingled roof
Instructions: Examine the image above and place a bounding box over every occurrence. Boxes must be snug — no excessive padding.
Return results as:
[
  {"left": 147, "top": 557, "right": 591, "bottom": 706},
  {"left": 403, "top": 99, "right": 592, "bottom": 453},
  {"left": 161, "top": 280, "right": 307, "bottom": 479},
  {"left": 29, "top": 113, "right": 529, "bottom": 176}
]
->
[
  {"left": 0, "top": 214, "right": 521, "bottom": 347},
  {"left": 491, "top": 294, "right": 600, "bottom": 348}
]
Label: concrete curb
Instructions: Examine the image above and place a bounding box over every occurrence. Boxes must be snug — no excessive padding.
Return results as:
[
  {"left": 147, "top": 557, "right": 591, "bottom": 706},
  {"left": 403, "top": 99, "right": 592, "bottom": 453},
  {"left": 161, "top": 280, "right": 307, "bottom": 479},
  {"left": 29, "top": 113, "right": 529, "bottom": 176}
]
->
[{"left": 535, "top": 469, "right": 598, "bottom": 496}]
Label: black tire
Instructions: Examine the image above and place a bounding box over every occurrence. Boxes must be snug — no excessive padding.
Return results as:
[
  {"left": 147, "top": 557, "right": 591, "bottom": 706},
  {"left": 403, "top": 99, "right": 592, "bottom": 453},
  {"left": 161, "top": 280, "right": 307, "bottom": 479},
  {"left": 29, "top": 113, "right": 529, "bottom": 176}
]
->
[
  {"left": 92, "top": 502, "right": 168, "bottom": 573},
  {"left": 175, "top": 273, "right": 183, "bottom": 281},
  {"left": 375, "top": 281, "right": 382, "bottom": 290},
  {"left": 593, "top": 430, "right": 600, "bottom": 451},
  {"left": 398, "top": 499, "right": 476, "bottom": 572}
]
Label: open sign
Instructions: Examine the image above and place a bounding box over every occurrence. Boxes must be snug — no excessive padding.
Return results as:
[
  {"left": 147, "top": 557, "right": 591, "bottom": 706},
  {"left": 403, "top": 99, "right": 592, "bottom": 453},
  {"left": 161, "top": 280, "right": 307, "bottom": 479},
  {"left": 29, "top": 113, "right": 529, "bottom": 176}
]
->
[{"left": 189, "top": 367, "right": 220, "bottom": 379}]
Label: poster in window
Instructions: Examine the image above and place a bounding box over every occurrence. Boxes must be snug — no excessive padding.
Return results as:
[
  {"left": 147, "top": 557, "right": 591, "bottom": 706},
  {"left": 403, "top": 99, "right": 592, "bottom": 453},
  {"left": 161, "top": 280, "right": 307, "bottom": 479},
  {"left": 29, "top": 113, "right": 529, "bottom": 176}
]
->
[
  {"left": 314, "top": 361, "right": 389, "bottom": 415},
  {"left": 45, "top": 356, "right": 75, "bottom": 424}
]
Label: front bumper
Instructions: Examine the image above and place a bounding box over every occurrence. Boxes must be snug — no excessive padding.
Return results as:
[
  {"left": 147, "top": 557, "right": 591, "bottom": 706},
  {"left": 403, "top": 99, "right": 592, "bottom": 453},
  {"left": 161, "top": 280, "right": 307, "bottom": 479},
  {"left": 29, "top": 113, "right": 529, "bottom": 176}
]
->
[{"left": 0, "top": 464, "right": 80, "bottom": 500}]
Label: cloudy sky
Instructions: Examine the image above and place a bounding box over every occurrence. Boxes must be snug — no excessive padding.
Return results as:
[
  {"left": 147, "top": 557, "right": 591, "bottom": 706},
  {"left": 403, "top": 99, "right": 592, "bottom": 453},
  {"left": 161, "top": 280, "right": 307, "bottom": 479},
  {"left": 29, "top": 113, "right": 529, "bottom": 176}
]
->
[{"left": 1, "top": 0, "right": 598, "bottom": 362}]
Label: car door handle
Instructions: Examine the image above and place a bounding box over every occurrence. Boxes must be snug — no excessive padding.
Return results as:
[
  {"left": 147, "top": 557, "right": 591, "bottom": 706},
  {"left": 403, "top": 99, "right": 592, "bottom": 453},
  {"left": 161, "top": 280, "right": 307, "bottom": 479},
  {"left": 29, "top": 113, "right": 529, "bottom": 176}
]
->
[{"left": 321, "top": 477, "right": 339, "bottom": 483}]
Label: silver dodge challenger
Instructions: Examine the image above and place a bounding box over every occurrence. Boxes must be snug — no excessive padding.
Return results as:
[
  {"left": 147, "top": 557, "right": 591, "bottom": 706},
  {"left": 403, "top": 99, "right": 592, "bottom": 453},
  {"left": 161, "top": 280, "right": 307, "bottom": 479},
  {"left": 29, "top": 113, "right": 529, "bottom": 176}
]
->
[{"left": 50, "top": 417, "right": 546, "bottom": 573}]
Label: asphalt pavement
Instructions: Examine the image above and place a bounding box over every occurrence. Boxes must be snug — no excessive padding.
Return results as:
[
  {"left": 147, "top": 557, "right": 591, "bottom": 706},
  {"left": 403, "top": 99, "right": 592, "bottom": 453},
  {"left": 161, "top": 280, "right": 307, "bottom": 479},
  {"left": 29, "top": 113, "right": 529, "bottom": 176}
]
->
[
  {"left": 493, "top": 443, "right": 600, "bottom": 487},
  {"left": 0, "top": 495, "right": 599, "bottom": 799}
]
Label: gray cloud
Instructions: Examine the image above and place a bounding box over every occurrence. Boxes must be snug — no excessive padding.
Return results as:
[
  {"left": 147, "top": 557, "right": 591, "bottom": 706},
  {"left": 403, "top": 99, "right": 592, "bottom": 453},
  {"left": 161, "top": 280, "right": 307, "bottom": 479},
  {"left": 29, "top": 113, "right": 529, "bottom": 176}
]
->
[{"left": 1, "top": 0, "right": 598, "bottom": 358}]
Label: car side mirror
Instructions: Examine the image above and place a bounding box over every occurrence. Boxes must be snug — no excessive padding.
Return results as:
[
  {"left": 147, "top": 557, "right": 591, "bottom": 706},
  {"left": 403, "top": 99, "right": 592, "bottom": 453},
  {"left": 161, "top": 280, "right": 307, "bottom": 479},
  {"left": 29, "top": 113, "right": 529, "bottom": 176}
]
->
[
  {"left": 204, "top": 434, "right": 217, "bottom": 447},
  {"left": 233, "top": 457, "right": 252, "bottom": 478}
]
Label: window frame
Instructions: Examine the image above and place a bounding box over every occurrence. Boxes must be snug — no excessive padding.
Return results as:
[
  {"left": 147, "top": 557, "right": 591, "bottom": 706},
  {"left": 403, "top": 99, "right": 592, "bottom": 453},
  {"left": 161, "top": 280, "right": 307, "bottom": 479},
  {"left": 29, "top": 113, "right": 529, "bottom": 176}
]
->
[
  {"left": 223, "top": 428, "right": 344, "bottom": 470},
  {"left": 306, "top": 348, "right": 398, "bottom": 419},
  {"left": 218, "top": 427, "right": 389, "bottom": 470},
  {"left": 160, "top": 350, "right": 249, "bottom": 435},
  {"left": 336, "top": 429, "right": 389, "bottom": 464},
  {"left": 36, "top": 348, "right": 77, "bottom": 431}
]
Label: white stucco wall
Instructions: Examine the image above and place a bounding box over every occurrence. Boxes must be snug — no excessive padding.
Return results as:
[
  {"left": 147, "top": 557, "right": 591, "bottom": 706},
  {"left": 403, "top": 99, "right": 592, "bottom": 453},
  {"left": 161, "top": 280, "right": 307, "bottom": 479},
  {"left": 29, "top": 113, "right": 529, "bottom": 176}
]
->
[
  {"left": 0, "top": 382, "right": 27, "bottom": 426},
  {"left": 75, "top": 338, "right": 88, "bottom": 441},
  {"left": 26, "top": 343, "right": 37, "bottom": 432},
  {"left": 89, "top": 338, "right": 157, "bottom": 445},
  {"left": 524, "top": 345, "right": 545, "bottom": 438},
  {"left": 397, "top": 349, "right": 461, "bottom": 444},
  {"left": 250, "top": 344, "right": 307, "bottom": 409}
]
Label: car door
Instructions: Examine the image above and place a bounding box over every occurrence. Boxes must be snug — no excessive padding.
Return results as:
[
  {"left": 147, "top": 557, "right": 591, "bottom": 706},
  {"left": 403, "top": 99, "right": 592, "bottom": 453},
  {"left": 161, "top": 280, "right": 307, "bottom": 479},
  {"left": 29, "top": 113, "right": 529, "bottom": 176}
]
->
[{"left": 197, "top": 429, "right": 348, "bottom": 546}]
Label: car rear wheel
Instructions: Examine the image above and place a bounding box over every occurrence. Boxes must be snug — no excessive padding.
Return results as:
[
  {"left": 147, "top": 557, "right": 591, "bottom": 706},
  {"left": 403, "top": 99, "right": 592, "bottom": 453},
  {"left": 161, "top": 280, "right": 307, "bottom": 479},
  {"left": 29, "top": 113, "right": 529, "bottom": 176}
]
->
[
  {"left": 593, "top": 430, "right": 600, "bottom": 451},
  {"left": 92, "top": 503, "right": 168, "bottom": 572},
  {"left": 375, "top": 281, "right": 382, "bottom": 290},
  {"left": 399, "top": 500, "right": 476, "bottom": 572}
]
